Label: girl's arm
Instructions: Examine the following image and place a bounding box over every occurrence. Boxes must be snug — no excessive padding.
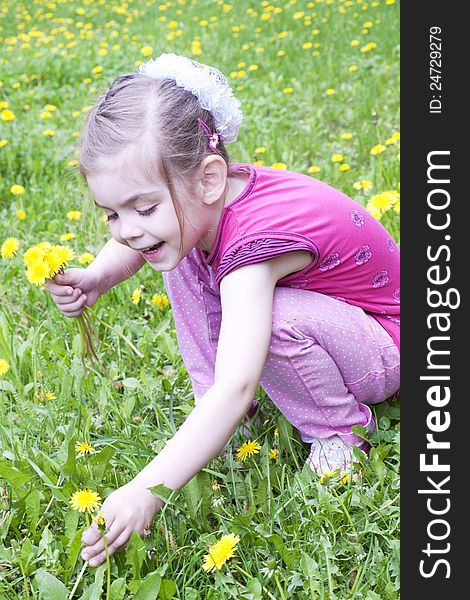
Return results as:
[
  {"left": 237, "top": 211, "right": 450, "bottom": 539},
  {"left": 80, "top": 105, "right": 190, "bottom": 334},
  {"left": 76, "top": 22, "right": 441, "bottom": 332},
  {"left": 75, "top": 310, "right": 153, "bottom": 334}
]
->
[
  {"left": 81, "top": 251, "right": 311, "bottom": 566},
  {"left": 87, "top": 237, "right": 146, "bottom": 296}
]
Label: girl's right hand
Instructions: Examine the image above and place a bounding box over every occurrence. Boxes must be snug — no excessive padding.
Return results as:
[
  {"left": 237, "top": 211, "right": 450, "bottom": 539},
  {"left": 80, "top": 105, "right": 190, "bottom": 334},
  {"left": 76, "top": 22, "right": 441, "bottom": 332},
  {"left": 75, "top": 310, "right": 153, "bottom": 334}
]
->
[{"left": 45, "top": 268, "right": 102, "bottom": 318}]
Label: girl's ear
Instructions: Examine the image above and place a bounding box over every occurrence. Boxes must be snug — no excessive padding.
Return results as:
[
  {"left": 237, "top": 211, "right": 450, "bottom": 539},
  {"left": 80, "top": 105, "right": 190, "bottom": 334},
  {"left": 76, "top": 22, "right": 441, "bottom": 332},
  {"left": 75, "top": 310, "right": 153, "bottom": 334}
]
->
[{"left": 200, "top": 156, "right": 227, "bottom": 206}]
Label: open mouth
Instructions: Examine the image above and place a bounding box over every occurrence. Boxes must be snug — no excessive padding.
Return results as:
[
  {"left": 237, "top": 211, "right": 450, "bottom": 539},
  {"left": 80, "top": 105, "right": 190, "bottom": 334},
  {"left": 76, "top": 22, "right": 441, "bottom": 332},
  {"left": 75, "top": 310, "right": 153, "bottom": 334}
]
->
[{"left": 141, "top": 242, "right": 164, "bottom": 258}]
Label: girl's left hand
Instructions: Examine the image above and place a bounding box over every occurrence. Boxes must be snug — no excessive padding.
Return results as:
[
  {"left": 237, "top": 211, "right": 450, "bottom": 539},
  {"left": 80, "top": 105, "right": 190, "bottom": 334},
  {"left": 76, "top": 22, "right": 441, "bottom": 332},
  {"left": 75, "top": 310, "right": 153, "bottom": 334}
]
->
[{"left": 80, "top": 482, "right": 163, "bottom": 567}]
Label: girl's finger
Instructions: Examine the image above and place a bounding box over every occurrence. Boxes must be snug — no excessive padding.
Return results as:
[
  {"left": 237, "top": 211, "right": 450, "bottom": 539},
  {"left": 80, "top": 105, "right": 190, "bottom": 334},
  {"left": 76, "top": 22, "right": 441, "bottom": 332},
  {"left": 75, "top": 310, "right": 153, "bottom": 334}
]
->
[
  {"left": 54, "top": 288, "right": 83, "bottom": 305},
  {"left": 87, "top": 528, "right": 132, "bottom": 567},
  {"left": 45, "top": 281, "right": 75, "bottom": 296},
  {"left": 82, "top": 519, "right": 125, "bottom": 559},
  {"left": 60, "top": 295, "right": 87, "bottom": 314}
]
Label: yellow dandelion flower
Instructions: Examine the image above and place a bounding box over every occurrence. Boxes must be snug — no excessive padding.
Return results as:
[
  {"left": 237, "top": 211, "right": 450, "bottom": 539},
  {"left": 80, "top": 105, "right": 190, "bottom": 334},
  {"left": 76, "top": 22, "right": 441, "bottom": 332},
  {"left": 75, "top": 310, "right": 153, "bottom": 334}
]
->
[
  {"left": 70, "top": 489, "right": 102, "bottom": 513},
  {"left": 37, "top": 390, "right": 56, "bottom": 402},
  {"left": 0, "top": 359, "right": 10, "bottom": 376},
  {"left": 331, "top": 154, "right": 344, "bottom": 163},
  {"left": 75, "top": 441, "right": 95, "bottom": 457},
  {"left": 341, "top": 133, "right": 353, "bottom": 140},
  {"left": 132, "top": 288, "right": 142, "bottom": 304},
  {"left": 93, "top": 512, "right": 107, "bottom": 531},
  {"left": 17, "top": 209, "right": 26, "bottom": 220},
  {"left": 282, "top": 87, "right": 293, "bottom": 94},
  {"left": 353, "top": 180, "right": 373, "bottom": 191},
  {"left": 202, "top": 533, "right": 240, "bottom": 572},
  {"left": 67, "top": 210, "right": 82, "bottom": 220},
  {"left": 10, "top": 184, "right": 25, "bottom": 195},
  {"left": 268, "top": 448, "right": 278, "bottom": 460},
  {"left": 43, "top": 104, "right": 57, "bottom": 111},
  {"left": 350, "top": 40, "right": 360, "bottom": 47},
  {"left": 370, "top": 144, "right": 386, "bottom": 155},
  {"left": 23, "top": 245, "right": 47, "bottom": 268},
  {"left": 392, "top": 132, "right": 400, "bottom": 141},
  {"left": 1, "top": 109, "right": 16, "bottom": 121},
  {"left": 367, "top": 190, "right": 399, "bottom": 214},
  {"left": 319, "top": 468, "right": 339, "bottom": 484},
  {"left": 1, "top": 237, "right": 20, "bottom": 259},
  {"left": 78, "top": 252, "right": 95, "bottom": 265},
  {"left": 307, "top": 166, "right": 321, "bottom": 174},
  {"left": 348, "top": 65, "right": 358, "bottom": 72},
  {"left": 360, "top": 42, "right": 377, "bottom": 53},
  {"left": 141, "top": 45, "right": 153, "bottom": 57},
  {"left": 42, "top": 129, "right": 55, "bottom": 136},
  {"left": 151, "top": 293, "right": 169, "bottom": 309},
  {"left": 45, "top": 245, "right": 75, "bottom": 277},
  {"left": 326, "top": 88, "right": 335, "bottom": 95},
  {"left": 0, "top": 139, "right": 8, "bottom": 148},
  {"left": 270, "top": 162, "right": 287, "bottom": 170},
  {"left": 60, "top": 232, "right": 76, "bottom": 242},
  {"left": 68, "top": 159, "right": 79, "bottom": 166},
  {"left": 236, "top": 440, "right": 262, "bottom": 461},
  {"left": 26, "top": 261, "right": 50, "bottom": 286},
  {"left": 40, "top": 111, "right": 52, "bottom": 119},
  {"left": 254, "top": 147, "right": 266, "bottom": 154},
  {"left": 339, "top": 164, "right": 350, "bottom": 171}
]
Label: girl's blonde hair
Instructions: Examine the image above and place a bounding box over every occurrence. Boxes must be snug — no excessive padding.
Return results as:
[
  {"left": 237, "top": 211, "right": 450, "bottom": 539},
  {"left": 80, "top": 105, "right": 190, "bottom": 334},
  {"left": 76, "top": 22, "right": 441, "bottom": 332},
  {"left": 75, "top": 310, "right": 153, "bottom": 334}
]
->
[{"left": 78, "top": 74, "right": 232, "bottom": 248}]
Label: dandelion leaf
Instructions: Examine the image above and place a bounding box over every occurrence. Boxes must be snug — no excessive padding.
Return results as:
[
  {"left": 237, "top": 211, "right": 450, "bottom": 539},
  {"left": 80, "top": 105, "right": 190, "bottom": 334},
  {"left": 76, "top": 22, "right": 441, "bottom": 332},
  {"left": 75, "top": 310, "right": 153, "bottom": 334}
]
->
[
  {"left": 158, "top": 579, "right": 177, "bottom": 599},
  {"left": 109, "top": 577, "right": 127, "bottom": 600},
  {"left": 35, "top": 569, "right": 68, "bottom": 600},
  {"left": 133, "top": 571, "right": 162, "bottom": 599},
  {"left": 125, "top": 530, "right": 146, "bottom": 579}
]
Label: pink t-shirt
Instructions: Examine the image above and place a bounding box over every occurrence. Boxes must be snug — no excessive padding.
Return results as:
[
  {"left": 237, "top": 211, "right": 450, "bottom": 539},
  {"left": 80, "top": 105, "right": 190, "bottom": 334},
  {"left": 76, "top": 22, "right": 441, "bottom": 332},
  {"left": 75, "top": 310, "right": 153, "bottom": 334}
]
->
[{"left": 205, "top": 164, "right": 400, "bottom": 350}]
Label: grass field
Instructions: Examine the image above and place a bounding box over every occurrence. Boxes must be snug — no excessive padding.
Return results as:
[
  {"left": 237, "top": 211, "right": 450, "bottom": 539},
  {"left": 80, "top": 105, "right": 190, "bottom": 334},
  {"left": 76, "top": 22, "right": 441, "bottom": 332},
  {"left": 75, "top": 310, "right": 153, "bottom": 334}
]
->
[{"left": 0, "top": 0, "right": 400, "bottom": 598}]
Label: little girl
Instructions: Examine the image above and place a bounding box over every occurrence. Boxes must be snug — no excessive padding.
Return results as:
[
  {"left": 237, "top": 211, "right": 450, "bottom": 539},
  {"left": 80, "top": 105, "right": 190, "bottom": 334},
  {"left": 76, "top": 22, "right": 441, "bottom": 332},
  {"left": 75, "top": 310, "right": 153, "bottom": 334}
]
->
[{"left": 46, "top": 54, "right": 400, "bottom": 567}]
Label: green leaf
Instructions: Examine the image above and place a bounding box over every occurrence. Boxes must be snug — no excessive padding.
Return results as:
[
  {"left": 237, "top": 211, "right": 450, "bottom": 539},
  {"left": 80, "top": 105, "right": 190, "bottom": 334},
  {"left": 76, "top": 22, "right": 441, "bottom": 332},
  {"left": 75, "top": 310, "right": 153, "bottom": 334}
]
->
[
  {"left": 149, "top": 483, "right": 178, "bottom": 505},
  {"left": 109, "top": 577, "right": 127, "bottom": 599},
  {"left": 65, "top": 529, "right": 84, "bottom": 582},
  {"left": 24, "top": 457, "right": 67, "bottom": 501},
  {"left": 134, "top": 571, "right": 162, "bottom": 600},
  {"left": 240, "top": 579, "right": 263, "bottom": 599},
  {"left": 125, "top": 530, "right": 146, "bottom": 580},
  {"left": 181, "top": 475, "right": 202, "bottom": 521},
  {"left": 90, "top": 445, "right": 116, "bottom": 482},
  {"left": 184, "top": 589, "right": 201, "bottom": 600},
  {"left": 122, "top": 377, "right": 141, "bottom": 389},
  {"left": 64, "top": 509, "right": 80, "bottom": 541},
  {"left": 58, "top": 430, "right": 77, "bottom": 478},
  {"left": 158, "top": 579, "right": 176, "bottom": 599},
  {"left": 0, "top": 461, "right": 32, "bottom": 496},
  {"left": 25, "top": 488, "right": 41, "bottom": 533},
  {"left": 35, "top": 569, "right": 68, "bottom": 600}
]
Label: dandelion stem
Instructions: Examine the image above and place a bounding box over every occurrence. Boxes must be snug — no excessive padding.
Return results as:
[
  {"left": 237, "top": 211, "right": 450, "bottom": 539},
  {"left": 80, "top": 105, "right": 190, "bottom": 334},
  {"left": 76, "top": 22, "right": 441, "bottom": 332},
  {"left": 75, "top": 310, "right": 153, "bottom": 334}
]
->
[
  {"left": 68, "top": 561, "right": 88, "bottom": 599},
  {"left": 274, "top": 574, "right": 287, "bottom": 600},
  {"left": 233, "top": 565, "right": 278, "bottom": 600},
  {"left": 100, "top": 532, "right": 111, "bottom": 600},
  {"left": 93, "top": 313, "right": 144, "bottom": 358}
]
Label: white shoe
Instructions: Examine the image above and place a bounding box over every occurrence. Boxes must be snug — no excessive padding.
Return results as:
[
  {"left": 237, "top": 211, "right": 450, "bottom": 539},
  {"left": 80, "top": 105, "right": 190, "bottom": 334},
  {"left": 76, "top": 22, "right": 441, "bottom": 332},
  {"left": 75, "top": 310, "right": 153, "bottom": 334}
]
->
[{"left": 306, "top": 435, "right": 368, "bottom": 475}]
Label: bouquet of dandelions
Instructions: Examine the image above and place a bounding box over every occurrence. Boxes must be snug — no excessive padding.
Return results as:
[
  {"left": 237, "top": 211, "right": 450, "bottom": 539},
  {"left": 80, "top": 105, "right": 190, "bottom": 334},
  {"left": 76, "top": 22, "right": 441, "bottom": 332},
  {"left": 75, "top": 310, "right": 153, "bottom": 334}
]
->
[{"left": 24, "top": 242, "right": 102, "bottom": 376}]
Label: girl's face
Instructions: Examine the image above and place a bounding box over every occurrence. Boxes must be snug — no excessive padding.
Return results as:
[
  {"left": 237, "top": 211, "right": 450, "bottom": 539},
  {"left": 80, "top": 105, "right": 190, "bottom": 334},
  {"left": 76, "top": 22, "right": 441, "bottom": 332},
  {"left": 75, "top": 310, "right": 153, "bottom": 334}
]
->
[{"left": 87, "top": 168, "right": 213, "bottom": 271}]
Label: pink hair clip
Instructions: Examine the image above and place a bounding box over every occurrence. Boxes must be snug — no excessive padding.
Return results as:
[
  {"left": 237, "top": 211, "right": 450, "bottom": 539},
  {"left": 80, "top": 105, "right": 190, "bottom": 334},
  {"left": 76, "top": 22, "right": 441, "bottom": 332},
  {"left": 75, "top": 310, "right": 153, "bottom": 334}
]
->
[{"left": 197, "top": 118, "right": 220, "bottom": 152}]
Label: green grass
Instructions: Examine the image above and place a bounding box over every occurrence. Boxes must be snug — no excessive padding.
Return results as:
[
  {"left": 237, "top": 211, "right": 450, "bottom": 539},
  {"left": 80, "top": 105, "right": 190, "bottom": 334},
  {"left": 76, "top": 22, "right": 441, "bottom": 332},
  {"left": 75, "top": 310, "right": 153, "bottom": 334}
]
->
[{"left": 1, "top": 0, "right": 399, "bottom": 598}]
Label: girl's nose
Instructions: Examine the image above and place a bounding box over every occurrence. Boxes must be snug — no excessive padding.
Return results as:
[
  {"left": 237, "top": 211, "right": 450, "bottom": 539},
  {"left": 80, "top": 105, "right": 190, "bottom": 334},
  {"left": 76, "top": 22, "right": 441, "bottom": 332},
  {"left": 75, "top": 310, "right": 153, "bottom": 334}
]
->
[{"left": 119, "top": 219, "right": 144, "bottom": 241}]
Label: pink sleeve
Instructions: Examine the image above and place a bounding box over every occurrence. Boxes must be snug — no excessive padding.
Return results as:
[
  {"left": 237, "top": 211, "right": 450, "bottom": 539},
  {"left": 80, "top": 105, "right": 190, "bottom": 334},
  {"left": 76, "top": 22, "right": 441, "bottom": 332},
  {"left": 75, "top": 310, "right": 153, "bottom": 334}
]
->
[{"left": 215, "top": 236, "right": 319, "bottom": 284}]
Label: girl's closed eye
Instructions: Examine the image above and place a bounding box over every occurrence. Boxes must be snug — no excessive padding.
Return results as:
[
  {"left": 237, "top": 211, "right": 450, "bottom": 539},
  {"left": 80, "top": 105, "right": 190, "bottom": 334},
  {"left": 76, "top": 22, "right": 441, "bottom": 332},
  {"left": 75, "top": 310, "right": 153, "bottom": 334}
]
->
[
  {"left": 106, "top": 213, "right": 118, "bottom": 222},
  {"left": 136, "top": 205, "right": 157, "bottom": 216}
]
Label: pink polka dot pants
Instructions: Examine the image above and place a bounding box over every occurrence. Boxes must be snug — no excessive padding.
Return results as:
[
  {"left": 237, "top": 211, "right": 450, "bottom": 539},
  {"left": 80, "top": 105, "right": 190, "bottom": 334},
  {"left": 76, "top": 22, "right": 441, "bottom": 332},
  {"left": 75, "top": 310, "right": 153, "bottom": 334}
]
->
[{"left": 163, "top": 248, "right": 400, "bottom": 446}]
